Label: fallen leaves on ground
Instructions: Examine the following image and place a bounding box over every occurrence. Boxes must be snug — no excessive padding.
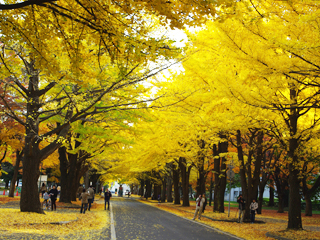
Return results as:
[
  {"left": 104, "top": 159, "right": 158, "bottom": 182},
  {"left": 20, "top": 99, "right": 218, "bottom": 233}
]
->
[
  {"left": 0, "top": 202, "right": 109, "bottom": 239},
  {"left": 0, "top": 196, "right": 20, "bottom": 204}
]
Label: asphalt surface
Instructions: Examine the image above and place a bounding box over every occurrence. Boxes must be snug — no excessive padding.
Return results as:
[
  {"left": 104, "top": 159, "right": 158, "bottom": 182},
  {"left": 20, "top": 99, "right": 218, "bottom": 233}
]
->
[{"left": 112, "top": 197, "right": 239, "bottom": 240}]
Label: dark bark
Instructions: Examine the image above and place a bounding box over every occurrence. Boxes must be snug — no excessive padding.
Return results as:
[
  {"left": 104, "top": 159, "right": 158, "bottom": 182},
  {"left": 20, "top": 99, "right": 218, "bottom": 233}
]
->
[
  {"left": 161, "top": 178, "right": 166, "bottom": 202},
  {"left": 257, "top": 185, "right": 264, "bottom": 214},
  {"left": 172, "top": 164, "right": 180, "bottom": 204},
  {"left": 304, "top": 192, "right": 312, "bottom": 217},
  {"left": 268, "top": 187, "right": 275, "bottom": 207},
  {"left": 153, "top": 183, "right": 161, "bottom": 200},
  {"left": 59, "top": 146, "right": 72, "bottom": 203},
  {"left": 9, "top": 150, "right": 23, "bottom": 197},
  {"left": 209, "top": 176, "right": 213, "bottom": 206},
  {"left": 167, "top": 174, "right": 173, "bottom": 202},
  {"left": 196, "top": 139, "right": 206, "bottom": 197},
  {"left": 0, "top": 0, "right": 56, "bottom": 10},
  {"left": 59, "top": 143, "right": 88, "bottom": 203},
  {"left": 19, "top": 62, "right": 71, "bottom": 213},
  {"left": 236, "top": 130, "right": 264, "bottom": 221},
  {"left": 286, "top": 89, "right": 302, "bottom": 229},
  {"left": 146, "top": 178, "right": 152, "bottom": 198},
  {"left": 179, "top": 157, "right": 192, "bottom": 206},
  {"left": 139, "top": 179, "right": 144, "bottom": 196},
  {"left": 302, "top": 170, "right": 320, "bottom": 216},
  {"left": 213, "top": 134, "right": 228, "bottom": 213}
]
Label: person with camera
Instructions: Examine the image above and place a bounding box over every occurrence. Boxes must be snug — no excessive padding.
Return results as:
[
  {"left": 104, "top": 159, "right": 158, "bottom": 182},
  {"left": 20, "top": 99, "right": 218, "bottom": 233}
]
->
[
  {"left": 192, "top": 194, "right": 205, "bottom": 220},
  {"left": 237, "top": 194, "right": 246, "bottom": 223},
  {"left": 250, "top": 199, "right": 258, "bottom": 223}
]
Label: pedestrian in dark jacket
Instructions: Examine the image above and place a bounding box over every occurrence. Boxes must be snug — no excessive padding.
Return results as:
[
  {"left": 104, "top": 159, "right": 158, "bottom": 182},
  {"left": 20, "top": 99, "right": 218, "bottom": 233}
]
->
[
  {"left": 79, "top": 189, "right": 89, "bottom": 214},
  {"left": 237, "top": 194, "right": 246, "bottom": 223},
  {"left": 49, "top": 185, "right": 58, "bottom": 211},
  {"left": 104, "top": 189, "right": 112, "bottom": 210}
]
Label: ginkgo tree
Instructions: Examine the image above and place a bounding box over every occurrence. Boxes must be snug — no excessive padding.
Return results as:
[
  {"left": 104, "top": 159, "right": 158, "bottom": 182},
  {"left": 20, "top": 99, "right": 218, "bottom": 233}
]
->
[{"left": 182, "top": 0, "right": 320, "bottom": 230}]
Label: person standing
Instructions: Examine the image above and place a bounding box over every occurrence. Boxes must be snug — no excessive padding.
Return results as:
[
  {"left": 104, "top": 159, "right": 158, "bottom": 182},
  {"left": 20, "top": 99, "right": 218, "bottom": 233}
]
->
[
  {"left": 237, "top": 194, "right": 246, "bottom": 223},
  {"left": 104, "top": 189, "right": 112, "bottom": 210},
  {"left": 40, "top": 183, "right": 47, "bottom": 198},
  {"left": 192, "top": 194, "right": 205, "bottom": 220},
  {"left": 79, "top": 189, "right": 89, "bottom": 214},
  {"left": 250, "top": 199, "right": 258, "bottom": 223},
  {"left": 49, "top": 185, "right": 58, "bottom": 211},
  {"left": 87, "top": 185, "right": 95, "bottom": 211},
  {"left": 43, "top": 191, "right": 50, "bottom": 209}
]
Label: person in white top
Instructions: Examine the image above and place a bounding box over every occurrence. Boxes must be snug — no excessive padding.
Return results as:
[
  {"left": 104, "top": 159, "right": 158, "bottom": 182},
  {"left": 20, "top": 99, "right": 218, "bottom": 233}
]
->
[
  {"left": 192, "top": 194, "right": 206, "bottom": 220},
  {"left": 250, "top": 199, "right": 259, "bottom": 223}
]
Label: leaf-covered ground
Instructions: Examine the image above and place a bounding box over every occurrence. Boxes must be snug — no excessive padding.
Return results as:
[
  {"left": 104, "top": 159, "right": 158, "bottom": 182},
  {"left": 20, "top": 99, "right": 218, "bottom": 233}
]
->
[
  {"left": 138, "top": 197, "right": 320, "bottom": 240},
  {"left": 0, "top": 196, "right": 109, "bottom": 239}
]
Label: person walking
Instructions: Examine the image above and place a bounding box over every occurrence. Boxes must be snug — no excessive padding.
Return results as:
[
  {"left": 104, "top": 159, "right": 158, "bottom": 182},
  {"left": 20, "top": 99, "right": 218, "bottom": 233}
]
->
[
  {"left": 49, "top": 185, "right": 58, "bottom": 211},
  {"left": 87, "top": 185, "right": 95, "bottom": 211},
  {"left": 192, "top": 194, "right": 205, "bottom": 220},
  {"left": 79, "top": 189, "right": 89, "bottom": 214},
  {"left": 237, "top": 194, "right": 246, "bottom": 223},
  {"left": 202, "top": 193, "right": 207, "bottom": 213},
  {"left": 104, "top": 189, "right": 112, "bottom": 210},
  {"left": 250, "top": 199, "right": 258, "bottom": 223}
]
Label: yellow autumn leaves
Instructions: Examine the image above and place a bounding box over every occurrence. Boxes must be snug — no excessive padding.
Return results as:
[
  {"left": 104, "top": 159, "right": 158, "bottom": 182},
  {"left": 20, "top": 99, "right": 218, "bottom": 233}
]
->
[{"left": 0, "top": 204, "right": 109, "bottom": 238}]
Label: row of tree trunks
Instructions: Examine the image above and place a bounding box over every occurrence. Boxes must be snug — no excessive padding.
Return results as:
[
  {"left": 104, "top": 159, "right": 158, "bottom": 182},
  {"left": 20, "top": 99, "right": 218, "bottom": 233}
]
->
[{"left": 236, "top": 129, "right": 263, "bottom": 221}]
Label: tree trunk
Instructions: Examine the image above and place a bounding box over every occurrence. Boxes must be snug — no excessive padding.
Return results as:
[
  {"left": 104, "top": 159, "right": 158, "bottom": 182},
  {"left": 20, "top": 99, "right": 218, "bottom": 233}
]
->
[
  {"left": 213, "top": 135, "right": 228, "bottom": 213},
  {"left": 139, "top": 179, "right": 144, "bottom": 196},
  {"left": 153, "top": 183, "right": 161, "bottom": 200},
  {"left": 20, "top": 63, "right": 71, "bottom": 213},
  {"left": 146, "top": 178, "right": 152, "bottom": 198},
  {"left": 84, "top": 170, "right": 89, "bottom": 189},
  {"left": 237, "top": 130, "right": 263, "bottom": 221},
  {"left": 287, "top": 168, "right": 302, "bottom": 229},
  {"left": 304, "top": 192, "right": 312, "bottom": 216},
  {"left": 196, "top": 139, "right": 206, "bottom": 197},
  {"left": 161, "top": 178, "right": 166, "bottom": 203},
  {"left": 20, "top": 153, "right": 42, "bottom": 213},
  {"left": 257, "top": 186, "right": 264, "bottom": 214},
  {"left": 173, "top": 165, "right": 180, "bottom": 204},
  {"left": 167, "top": 175, "right": 173, "bottom": 202},
  {"left": 268, "top": 187, "right": 274, "bottom": 207},
  {"left": 179, "top": 157, "right": 191, "bottom": 206},
  {"left": 209, "top": 176, "right": 213, "bottom": 206},
  {"left": 9, "top": 150, "right": 23, "bottom": 198},
  {"left": 59, "top": 147, "right": 72, "bottom": 203}
]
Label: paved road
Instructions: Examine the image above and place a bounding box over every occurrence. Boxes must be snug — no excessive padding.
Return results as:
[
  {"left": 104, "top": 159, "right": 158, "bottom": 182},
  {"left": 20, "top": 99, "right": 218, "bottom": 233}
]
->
[{"left": 112, "top": 197, "right": 239, "bottom": 240}]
